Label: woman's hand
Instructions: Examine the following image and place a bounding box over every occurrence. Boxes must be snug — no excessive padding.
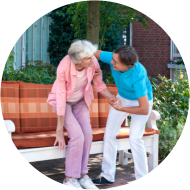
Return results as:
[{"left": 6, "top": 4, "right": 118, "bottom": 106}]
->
[
  {"left": 54, "top": 128, "right": 66, "bottom": 151},
  {"left": 93, "top": 69, "right": 102, "bottom": 78},
  {"left": 109, "top": 95, "right": 123, "bottom": 111}
]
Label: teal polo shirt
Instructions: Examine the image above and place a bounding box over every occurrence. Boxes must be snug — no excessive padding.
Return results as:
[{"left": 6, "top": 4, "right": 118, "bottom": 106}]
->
[{"left": 100, "top": 51, "right": 153, "bottom": 101}]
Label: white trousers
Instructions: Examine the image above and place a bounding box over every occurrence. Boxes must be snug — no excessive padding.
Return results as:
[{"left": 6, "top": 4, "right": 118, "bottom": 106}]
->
[{"left": 100, "top": 94, "right": 153, "bottom": 181}]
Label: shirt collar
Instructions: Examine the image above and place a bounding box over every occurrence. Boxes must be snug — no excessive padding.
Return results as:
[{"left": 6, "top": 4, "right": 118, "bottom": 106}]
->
[{"left": 120, "top": 66, "right": 135, "bottom": 78}]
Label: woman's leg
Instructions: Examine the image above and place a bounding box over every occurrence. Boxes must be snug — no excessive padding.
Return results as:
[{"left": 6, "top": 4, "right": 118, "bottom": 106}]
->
[
  {"left": 72, "top": 99, "right": 93, "bottom": 176},
  {"left": 129, "top": 104, "right": 153, "bottom": 180},
  {"left": 100, "top": 106, "right": 129, "bottom": 182},
  {"left": 63, "top": 103, "right": 85, "bottom": 179}
]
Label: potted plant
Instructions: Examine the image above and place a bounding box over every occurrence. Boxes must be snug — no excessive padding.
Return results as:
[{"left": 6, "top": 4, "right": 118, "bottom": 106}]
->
[{"left": 167, "top": 58, "right": 185, "bottom": 69}]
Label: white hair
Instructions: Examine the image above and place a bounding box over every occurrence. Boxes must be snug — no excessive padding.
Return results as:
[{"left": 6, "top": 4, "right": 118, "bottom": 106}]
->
[{"left": 68, "top": 40, "right": 98, "bottom": 64}]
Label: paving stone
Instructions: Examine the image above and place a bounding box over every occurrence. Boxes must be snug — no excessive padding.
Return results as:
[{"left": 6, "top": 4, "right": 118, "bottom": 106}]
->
[{"left": 30, "top": 153, "right": 136, "bottom": 188}]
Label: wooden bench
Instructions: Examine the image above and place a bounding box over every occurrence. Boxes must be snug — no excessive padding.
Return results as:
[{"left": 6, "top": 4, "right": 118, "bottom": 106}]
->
[{"left": 1, "top": 81, "right": 160, "bottom": 172}]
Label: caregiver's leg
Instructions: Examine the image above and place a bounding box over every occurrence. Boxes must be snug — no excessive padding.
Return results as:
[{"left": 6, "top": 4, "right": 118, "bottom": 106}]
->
[
  {"left": 63, "top": 103, "right": 85, "bottom": 178},
  {"left": 129, "top": 104, "right": 153, "bottom": 180},
  {"left": 72, "top": 99, "right": 93, "bottom": 176},
  {"left": 100, "top": 107, "right": 129, "bottom": 182}
]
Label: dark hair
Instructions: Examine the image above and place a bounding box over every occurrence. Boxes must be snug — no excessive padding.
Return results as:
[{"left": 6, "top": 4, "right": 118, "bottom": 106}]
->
[{"left": 114, "top": 46, "right": 138, "bottom": 68}]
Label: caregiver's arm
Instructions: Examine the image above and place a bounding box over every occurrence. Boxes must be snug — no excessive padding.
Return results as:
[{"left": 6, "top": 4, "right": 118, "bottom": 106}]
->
[
  {"left": 109, "top": 95, "right": 149, "bottom": 115},
  {"left": 98, "top": 89, "right": 122, "bottom": 109},
  {"left": 94, "top": 50, "right": 103, "bottom": 60}
]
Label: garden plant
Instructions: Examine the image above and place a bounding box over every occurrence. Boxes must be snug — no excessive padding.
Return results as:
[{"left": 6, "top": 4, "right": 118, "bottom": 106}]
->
[
  {"left": 150, "top": 71, "right": 189, "bottom": 161},
  {"left": 2, "top": 57, "right": 56, "bottom": 84}
]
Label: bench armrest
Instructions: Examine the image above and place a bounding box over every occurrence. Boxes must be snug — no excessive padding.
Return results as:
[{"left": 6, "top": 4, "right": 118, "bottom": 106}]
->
[
  {"left": 147, "top": 110, "right": 160, "bottom": 130},
  {"left": 4, "top": 120, "right": 15, "bottom": 138}
]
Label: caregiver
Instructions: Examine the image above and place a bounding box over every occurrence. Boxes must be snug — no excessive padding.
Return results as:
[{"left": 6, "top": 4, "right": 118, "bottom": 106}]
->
[
  {"left": 92, "top": 46, "right": 153, "bottom": 185},
  {"left": 47, "top": 40, "right": 120, "bottom": 189}
]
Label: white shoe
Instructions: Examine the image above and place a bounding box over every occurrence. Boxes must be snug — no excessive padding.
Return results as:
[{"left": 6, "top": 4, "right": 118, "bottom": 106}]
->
[
  {"left": 79, "top": 175, "right": 99, "bottom": 189},
  {"left": 63, "top": 178, "right": 83, "bottom": 189}
]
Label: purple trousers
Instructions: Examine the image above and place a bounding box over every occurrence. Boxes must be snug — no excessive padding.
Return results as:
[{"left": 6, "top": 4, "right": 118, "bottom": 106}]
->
[{"left": 53, "top": 98, "right": 92, "bottom": 178}]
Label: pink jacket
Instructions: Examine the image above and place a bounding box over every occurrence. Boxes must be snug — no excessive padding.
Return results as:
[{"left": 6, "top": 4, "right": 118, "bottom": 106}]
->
[{"left": 47, "top": 55, "right": 107, "bottom": 116}]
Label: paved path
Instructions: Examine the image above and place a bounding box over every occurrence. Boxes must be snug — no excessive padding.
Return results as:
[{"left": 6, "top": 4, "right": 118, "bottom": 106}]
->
[{"left": 31, "top": 152, "right": 136, "bottom": 189}]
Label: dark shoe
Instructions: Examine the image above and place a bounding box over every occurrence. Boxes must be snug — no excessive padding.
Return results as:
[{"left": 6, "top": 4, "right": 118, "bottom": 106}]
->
[{"left": 92, "top": 175, "right": 114, "bottom": 185}]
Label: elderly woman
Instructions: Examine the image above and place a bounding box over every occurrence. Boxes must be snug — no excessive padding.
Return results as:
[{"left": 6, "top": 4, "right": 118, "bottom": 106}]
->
[
  {"left": 92, "top": 46, "right": 153, "bottom": 185},
  {"left": 47, "top": 40, "right": 119, "bottom": 189}
]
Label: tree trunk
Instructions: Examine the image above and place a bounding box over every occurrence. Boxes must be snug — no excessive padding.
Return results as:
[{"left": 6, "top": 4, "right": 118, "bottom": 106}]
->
[{"left": 87, "top": 1, "right": 100, "bottom": 48}]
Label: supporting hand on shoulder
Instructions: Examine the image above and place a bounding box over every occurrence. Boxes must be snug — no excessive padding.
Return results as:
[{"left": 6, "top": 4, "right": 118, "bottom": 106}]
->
[{"left": 93, "top": 69, "right": 102, "bottom": 78}]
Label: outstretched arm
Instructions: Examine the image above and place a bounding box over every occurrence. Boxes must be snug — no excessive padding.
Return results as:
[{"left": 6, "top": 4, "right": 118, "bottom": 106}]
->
[
  {"left": 109, "top": 95, "right": 149, "bottom": 115},
  {"left": 94, "top": 50, "right": 103, "bottom": 60},
  {"left": 99, "top": 89, "right": 122, "bottom": 109}
]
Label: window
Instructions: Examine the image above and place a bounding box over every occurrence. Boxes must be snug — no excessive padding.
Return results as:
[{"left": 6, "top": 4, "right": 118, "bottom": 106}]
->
[
  {"left": 169, "top": 40, "right": 187, "bottom": 81},
  {"left": 171, "top": 40, "right": 181, "bottom": 61}
]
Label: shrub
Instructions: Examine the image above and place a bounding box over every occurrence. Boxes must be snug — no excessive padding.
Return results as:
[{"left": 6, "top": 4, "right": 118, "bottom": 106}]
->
[
  {"left": 2, "top": 59, "right": 56, "bottom": 84},
  {"left": 157, "top": 119, "right": 184, "bottom": 162},
  {"left": 150, "top": 70, "right": 189, "bottom": 161},
  {"left": 150, "top": 70, "right": 189, "bottom": 127},
  {"left": 2, "top": 49, "right": 16, "bottom": 81},
  {"left": 105, "top": 71, "right": 115, "bottom": 84}
]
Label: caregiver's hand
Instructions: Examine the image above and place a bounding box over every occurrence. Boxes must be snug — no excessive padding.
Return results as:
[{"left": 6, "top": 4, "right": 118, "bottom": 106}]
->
[
  {"left": 93, "top": 69, "right": 102, "bottom": 78},
  {"left": 109, "top": 95, "right": 123, "bottom": 110},
  {"left": 54, "top": 128, "right": 66, "bottom": 151}
]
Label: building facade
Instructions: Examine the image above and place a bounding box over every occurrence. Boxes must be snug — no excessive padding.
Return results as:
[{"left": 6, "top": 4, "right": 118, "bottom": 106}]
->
[
  {"left": 14, "top": 14, "right": 50, "bottom": 70},
  {"left": 132, "top": 17, "right": 183, "bottom": 80}
]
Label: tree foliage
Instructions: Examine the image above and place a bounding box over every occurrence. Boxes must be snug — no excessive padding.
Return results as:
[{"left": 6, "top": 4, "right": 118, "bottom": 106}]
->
[
  {"left": 67, "top": 1, "right": 149, "bottom": 49},
  {"left": 47, "top": 6, "right": 75, "bottom": 67},
  {"left": 48, "top": 3, "right": 121, "bottom": 70}
]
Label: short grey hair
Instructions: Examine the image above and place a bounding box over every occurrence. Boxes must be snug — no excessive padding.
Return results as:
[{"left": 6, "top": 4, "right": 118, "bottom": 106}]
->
[{"left": 68, "top": 40, "right": 98, "bottom": 64}]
